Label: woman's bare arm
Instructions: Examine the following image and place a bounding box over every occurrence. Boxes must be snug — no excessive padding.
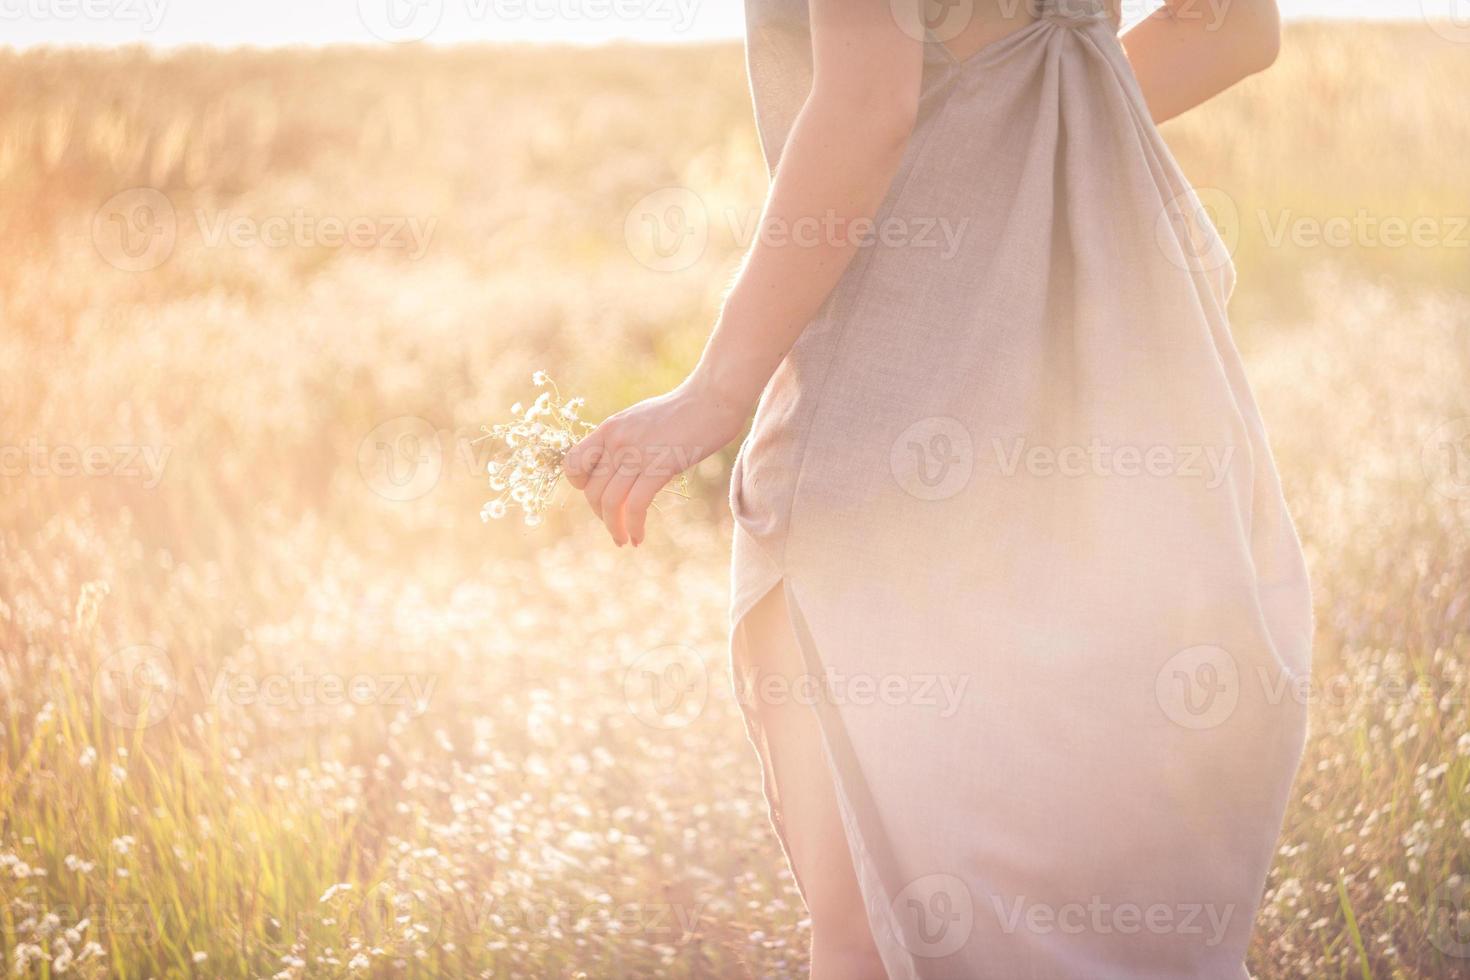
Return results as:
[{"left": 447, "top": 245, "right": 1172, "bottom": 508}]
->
[
  {"left": 1122, "top": 0, "right": 1282, "bottom": 123},
  {"left": 684, "top": 0, "right": 925, "bottom": 414},
  {"left": 565, "top": 0, "right": 925, "bottom": 546}
]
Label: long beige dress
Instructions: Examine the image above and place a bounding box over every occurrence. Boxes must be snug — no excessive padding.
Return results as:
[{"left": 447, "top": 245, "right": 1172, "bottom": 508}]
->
[{"left": 728, "top": 2, "right": 1314, "bottom": 977}]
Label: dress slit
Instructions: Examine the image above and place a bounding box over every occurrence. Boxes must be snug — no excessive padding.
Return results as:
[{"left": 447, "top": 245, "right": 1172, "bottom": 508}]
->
[{"left": 731, "top": 573, "right": 924, "bottom": 980}]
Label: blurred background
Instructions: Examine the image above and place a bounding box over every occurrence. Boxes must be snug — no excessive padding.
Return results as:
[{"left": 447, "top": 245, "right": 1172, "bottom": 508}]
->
[{"left": 2, "top": 1, "right": 1468, "bottom": 977}]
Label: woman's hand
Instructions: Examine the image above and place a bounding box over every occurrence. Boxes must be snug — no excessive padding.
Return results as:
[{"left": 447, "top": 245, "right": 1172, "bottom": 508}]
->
[{"left": 564, "top": 379, "right": 748, "bottom": 547}]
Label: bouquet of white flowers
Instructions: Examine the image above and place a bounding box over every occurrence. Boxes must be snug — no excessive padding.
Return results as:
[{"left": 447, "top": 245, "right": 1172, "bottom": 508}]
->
[{"left": 477, "top": 372, "right": 685, "bottom": 527}]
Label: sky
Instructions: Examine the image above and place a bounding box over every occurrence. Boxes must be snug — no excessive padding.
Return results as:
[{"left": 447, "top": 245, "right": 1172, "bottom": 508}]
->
[{"left": 0, "top": 0, "right": 1452, "bottom": 47}]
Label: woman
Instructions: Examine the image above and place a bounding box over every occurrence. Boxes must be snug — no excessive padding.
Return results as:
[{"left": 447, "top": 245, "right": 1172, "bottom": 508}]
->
[{"left": 567, "top": 1, "right": 1311, "bottom": 977}]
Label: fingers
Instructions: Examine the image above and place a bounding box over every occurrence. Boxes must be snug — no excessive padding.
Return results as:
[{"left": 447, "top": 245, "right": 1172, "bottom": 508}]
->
[
  {"left": 624, "top": 471, "right": 670, "bottom": 547},
  {"left": 583, "top": 442, "right": 639, "bottom": 522},
  {"left": 598, "top": 466, "right": 640, "bottom": 546},
  {"left": 567, "top": 418, "right": 677, "bottom": 547},
  {"left": 580, "top": 452, "right": 617, "bottom": 521},
  {"left": 563, "top": 426, "right": 606, "bottom": 490}
]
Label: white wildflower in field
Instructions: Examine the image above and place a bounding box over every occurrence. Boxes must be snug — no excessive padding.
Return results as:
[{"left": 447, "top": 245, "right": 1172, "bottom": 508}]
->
[
  {"left": 319, "top": 882, "right": 352, "bottom": 903},
  {"left": 63, "top": 855, "right": 95, "bottom": 874},
  {"left": 13, "top": 944, "right": 44, "bottom": 974}
]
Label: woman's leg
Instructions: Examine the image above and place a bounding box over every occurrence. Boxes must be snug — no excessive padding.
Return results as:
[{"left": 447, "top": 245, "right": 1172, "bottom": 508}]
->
[{"left": 735, "top": 585, "right": 886, "bottom": 980}]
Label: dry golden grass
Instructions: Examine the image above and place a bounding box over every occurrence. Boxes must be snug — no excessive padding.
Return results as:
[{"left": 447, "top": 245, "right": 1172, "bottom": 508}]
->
[{"left": 1, "top": 23, "right": 1468, "bottom": 978}]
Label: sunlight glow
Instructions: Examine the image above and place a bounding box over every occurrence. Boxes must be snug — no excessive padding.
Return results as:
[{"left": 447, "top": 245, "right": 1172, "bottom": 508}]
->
[{"left": 0, "top": 0, "right": 1449, "bottom": 48}]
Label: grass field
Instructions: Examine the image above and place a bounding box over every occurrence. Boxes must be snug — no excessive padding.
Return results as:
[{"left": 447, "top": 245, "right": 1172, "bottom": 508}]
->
[{"left": 2, "top": 22, "right": 1469, "bottom": 978}]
